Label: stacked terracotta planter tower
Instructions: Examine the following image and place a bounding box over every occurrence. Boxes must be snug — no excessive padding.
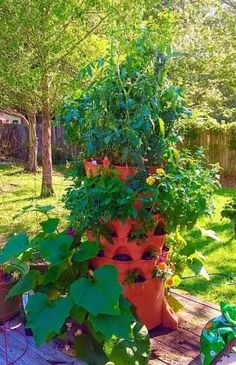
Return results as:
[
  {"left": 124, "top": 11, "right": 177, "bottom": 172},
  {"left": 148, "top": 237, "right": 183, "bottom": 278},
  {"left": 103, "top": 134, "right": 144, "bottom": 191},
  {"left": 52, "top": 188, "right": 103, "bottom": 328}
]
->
[{"left": 85, "top": 160, "right": 178, "bottom": 331}]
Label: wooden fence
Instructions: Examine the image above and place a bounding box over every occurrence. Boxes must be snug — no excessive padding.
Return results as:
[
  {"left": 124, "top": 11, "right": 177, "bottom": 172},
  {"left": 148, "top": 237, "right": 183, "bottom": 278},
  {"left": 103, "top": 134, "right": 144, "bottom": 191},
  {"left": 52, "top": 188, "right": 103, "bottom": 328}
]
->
[
  {"left": 0, "top": 124, "right": 236, "bottom": 185},
  {"left": 0, "top": 124, "right": 69, "bottom": 163},
  {"left": 184, "top": 130, "right": 236, "bottom": 186}
]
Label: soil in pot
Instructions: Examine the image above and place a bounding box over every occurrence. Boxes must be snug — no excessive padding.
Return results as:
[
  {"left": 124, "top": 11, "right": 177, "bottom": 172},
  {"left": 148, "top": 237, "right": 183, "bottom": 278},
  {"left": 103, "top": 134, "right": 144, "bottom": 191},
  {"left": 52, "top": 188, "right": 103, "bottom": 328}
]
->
[
  {"left": 113, "top": 254, "right": 132, "bottom": 262},
  {"left": 141, "top": 249, "right": 158, "bottom": 260},
  {"left": 97, "top": 250, "right": 105, "bottom": 257}
]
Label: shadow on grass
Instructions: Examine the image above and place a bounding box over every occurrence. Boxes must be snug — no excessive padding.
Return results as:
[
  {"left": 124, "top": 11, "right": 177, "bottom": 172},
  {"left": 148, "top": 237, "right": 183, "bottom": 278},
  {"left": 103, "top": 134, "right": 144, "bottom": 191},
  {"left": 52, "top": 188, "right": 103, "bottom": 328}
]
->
[{"left": 179, "top": 273, "right": 236, "bottom": 301}]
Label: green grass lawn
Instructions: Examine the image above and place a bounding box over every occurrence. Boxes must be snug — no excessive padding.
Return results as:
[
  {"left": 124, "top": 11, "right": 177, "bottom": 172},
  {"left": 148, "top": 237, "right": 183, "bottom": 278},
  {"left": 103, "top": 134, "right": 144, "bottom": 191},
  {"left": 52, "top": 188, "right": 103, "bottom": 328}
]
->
[
  {"left": 180, "top": 187, "right": 236, "bottom": 304},
  {"left": 0, "top": 163, "right": 69, "bottom": 243},
  {"left": 0, "top": 163, "right": 236, "bottom": 305}
]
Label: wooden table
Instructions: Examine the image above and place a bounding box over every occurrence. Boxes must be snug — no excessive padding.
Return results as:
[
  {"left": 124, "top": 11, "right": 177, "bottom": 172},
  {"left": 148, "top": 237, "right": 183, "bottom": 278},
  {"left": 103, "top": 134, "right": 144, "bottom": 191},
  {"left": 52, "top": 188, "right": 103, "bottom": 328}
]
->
[{"left": 0, "top": 291, "right": 221, "bottom": 365}]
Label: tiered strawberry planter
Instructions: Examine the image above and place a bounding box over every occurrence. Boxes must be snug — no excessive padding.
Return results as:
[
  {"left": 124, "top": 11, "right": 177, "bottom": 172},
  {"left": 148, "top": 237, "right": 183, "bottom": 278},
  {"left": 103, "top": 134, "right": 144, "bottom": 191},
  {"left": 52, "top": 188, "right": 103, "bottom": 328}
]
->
[{"left": 85, "top": 160, "right": 178, "bottom": 330}]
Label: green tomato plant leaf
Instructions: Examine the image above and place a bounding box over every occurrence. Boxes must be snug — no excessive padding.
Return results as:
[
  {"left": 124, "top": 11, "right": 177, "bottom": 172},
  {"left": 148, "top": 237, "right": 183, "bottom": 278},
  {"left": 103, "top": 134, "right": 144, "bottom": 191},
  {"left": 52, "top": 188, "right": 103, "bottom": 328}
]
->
[
  {"left": 70, "top": 265, "right": 122, "bottom": 316},
  {"left": 26, "top": 293, "right": 72, "bottom": 346}
]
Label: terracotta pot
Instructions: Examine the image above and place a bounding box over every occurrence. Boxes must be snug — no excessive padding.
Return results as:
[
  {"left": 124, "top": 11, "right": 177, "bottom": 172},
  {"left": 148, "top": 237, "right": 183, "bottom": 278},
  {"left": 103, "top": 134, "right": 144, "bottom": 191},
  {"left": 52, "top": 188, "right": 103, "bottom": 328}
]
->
[
  {"left": 106, "top": 219, "right": 134, "bottom": 238},
  {"left": 83, "top": 160, "right": 138, "bottom": 181},
  {"left": 0, "top": 279, "right": 21, "bottom": 322},
  {"left": 112, "top": 165, "right": 137, "bottom": 181},
  {"left": 91, "top": 257, "right": 157, "bottom": 283},
  {"left": 124, "top": 278, "right": 178, "bottom": 330},
  {"left": 99, "top": 236, "right": 126, "bottom": 259},
  {"left": 83, "top": 160, "right": 103, "bottom": 177},
  {"left": 142, "top": 234, "right": 166, "bottom": 254}
]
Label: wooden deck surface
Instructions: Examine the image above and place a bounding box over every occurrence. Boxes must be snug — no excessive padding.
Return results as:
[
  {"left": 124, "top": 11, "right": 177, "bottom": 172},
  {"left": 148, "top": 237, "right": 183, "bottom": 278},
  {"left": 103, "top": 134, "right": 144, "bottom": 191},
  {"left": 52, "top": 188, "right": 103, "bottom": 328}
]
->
[{"left": 0, "top": 291, "right": 221, "bottom": 365}]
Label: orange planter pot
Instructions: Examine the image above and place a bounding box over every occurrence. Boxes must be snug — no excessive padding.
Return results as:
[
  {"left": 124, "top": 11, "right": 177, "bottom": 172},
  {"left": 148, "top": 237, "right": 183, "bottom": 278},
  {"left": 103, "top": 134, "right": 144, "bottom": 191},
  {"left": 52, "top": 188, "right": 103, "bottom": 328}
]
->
[
  {"left": 124, "top": 278, "right": 178, "bottom": 330},
  {"left": 106, "top": 219, "right": 134, "bottom": 238},
  {"left": 91, "top": 256, "right": 157, "bottom": 283},
  {"left": 142, "top": 234, "right": 166, "bottom": 254},
  {"left": 87, "top": 233, "right": 166, "bottom": 260},
  {"left": 0, "top": 280, "right": 21, "bottom": 322},
  {"left": 83, "top": 160, "right": 103, "bottom": 177},
  {"left": 83, "top": 160, "right": 138, "bottom": 181}
]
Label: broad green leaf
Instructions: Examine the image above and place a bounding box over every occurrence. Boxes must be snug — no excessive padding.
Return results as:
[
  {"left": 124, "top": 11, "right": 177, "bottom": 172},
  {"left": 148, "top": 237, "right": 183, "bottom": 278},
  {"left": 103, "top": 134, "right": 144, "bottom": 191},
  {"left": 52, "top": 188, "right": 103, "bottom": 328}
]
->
[
  {"left": 70, "top": 265, "right": 122, "bottom": 316},
  {"left": 40, "top": 218, "right": 60, "bottom": 234},
  {"left": 187, "top": 258, "right": 210, "bottom": 280},
  {"left": 73, "top": 241, "right": 101, "bottom": 262},
  {"left": 7, "top": 270, "right": 41, "bottom": 298},
  {"left": 26, "top": 293, "right": 72, "bottom": 346},
  {"left": 171, "top": 275, "right": 182, "bottom": 287},
  {"left": 158, "top": 118, "right": 165, "bottom": 136},
  {"left": 0, "top": 233, "right": 29, "bottom": 264},
  {"left": 14, "top": 205, "right": 55, "bottom": 219},
  {"left": 70, "top": 306, "right": 86, "bottom": 324},
  {"left": 166, "top": 293, "right": 183, "bottom": 313},
  {"left": 89, "top": 297, "right": 135, "bottom": 340},
  {"left": 104, "top": 322, "right": 150, "bottom": 365},
  {"left": 43, "top": 266, "right": 60, "bottom": 285},
  {"left": 40, "top": 233, "right": 73, "bottom": 265},
  {"left": 73, "top": 334, "right": 109, "bottom": 365}
]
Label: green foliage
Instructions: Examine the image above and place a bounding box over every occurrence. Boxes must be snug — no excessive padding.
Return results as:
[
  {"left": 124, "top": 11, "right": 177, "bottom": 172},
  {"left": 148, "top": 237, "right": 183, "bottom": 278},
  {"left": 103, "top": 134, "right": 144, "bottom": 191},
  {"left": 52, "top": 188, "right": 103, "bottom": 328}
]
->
[
  {"left": 104, "top": 322, "right": 151, "bottom": 365},
  {"left": 146, "top": 149, "right": 219, "bottom": 232},
  {"left": 58, "top": 37, "right": 189, "bottom": 167},
  {"left": 40, "top": 218, "right": 60, "bottom": 234},
  {"left": 170, "top": 0, "right": 236, "bottom": 122},
  {"left": 26, "top": 293, "right": 72, "bottom": 346},
  {"left": 88, "top": 297, "right": 135, "bottom": 339},
  {"left": 0, "top": 233, "right": 29, "bottom": 264},
  {"left": 221, "top": 198, "right": 236, "bottom": 237},
  {"left": 7, "top": 270, "right": 41, "bottom": 298},
  {"left": 65, "top": 171, "right": 137, "bottom": 234},
  {"left": 70, "top": 266, "right": 122, "bottom": 316},
  {"left": 40, "top": 233, "right": 74, "bottom": 265},
  {"left": 0, "top": 222, "right": 150, "bottom": 364},
  {"left": 73, "top": 241, "right": 101, "bottom": 262}
]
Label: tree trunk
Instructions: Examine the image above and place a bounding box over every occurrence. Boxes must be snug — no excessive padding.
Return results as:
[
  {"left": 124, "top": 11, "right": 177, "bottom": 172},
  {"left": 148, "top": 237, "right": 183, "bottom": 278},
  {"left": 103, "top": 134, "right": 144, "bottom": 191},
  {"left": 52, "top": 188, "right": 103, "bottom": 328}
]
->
[
  {"left": 41, "top": 75, "right": 54, "bottom": 197},
  {"left": 25, "top": 113, "right": 38, "bottom": 172}
]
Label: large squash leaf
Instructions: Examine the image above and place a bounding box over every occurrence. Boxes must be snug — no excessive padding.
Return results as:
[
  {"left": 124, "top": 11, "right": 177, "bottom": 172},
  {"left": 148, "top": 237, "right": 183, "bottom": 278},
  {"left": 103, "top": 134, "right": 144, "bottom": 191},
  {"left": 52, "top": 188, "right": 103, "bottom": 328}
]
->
[
  {"left": 70, "top": 265, "right": 122, "bottom": 316},
  {"left": 73, "top": 334, "right": 109, "bottom": 365},
  {"left": 39, "top": 233, "right": 73, "bottom": 265},
  {"left": 89, "top": 297, "right": 135, "bottom": 340},
  {"left": 73, "top": 241, "right": 101, "bottom": 262},
  {"left": 7, "top": 270, "right": 41, "bottom": 298},
  {"left": 0, "top": 233, "right": 29, "bottom": 264},
  {"left": 104, "top": 322, "right": 151, "bottom": 365},
  {"left": 40, "top": 218, "right": 60, "bottom": 234},
  {"left": 26, "top": 293, "right": 72, "bottom": 346}
]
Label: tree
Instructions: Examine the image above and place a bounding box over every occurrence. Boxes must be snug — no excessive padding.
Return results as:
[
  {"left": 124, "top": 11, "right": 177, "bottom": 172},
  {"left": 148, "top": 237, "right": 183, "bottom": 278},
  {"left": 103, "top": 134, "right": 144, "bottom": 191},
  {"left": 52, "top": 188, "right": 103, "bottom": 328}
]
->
[
  {"left": 169, "top": 0, "right": 236, "bottom": 122},
  {"left": 0, "top": 0, "right": 161, "bottom": 196}
]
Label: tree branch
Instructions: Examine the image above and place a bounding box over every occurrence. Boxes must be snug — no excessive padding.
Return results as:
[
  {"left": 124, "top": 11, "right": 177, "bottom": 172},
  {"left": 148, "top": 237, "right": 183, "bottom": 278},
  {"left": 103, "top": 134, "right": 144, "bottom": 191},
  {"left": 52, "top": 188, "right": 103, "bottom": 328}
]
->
[{"left": 49, "top": 12, "right": 110, "bottom": 68}]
